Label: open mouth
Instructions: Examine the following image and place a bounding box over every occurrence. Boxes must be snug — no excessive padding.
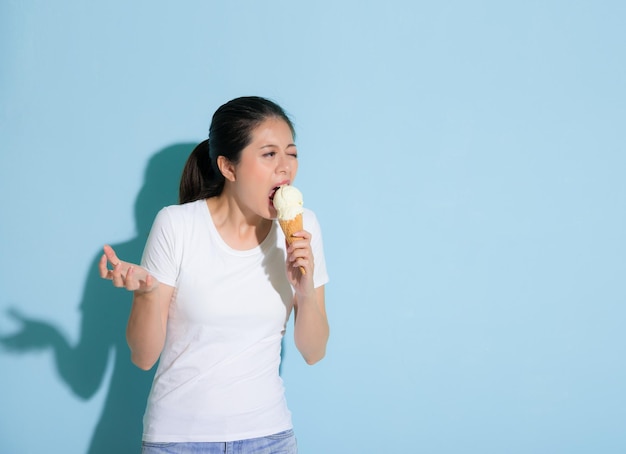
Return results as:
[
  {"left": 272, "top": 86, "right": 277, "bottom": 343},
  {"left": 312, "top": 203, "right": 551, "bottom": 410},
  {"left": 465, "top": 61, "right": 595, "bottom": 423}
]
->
[
  {"left": 269, "top": 186, "right": 280, "bottom": 203},
  {"left": 269, "top": 183, "right": 290, "bottom": 202}
]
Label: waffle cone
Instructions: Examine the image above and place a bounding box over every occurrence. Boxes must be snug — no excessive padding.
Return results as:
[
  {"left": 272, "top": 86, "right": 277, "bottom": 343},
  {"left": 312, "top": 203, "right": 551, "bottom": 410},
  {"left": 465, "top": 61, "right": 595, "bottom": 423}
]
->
[
  {"left": 278, "top": 213, "right": 303, "bottom": 244},
  {"left": 278, "top": 213, "right": 306, "bottom": 275}
]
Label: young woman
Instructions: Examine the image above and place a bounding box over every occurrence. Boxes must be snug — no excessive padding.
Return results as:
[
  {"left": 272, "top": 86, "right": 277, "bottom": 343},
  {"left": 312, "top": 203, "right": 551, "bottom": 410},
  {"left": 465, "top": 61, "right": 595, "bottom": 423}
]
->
[{"left": 99, "top": 96, "right": 329, "bottom": 453}]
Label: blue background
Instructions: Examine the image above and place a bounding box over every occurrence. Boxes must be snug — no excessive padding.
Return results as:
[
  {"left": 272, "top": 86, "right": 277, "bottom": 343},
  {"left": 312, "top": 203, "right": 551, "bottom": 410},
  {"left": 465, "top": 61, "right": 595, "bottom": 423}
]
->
[{"left": 1, "top": 1, "right": 624, "bottom": 453}]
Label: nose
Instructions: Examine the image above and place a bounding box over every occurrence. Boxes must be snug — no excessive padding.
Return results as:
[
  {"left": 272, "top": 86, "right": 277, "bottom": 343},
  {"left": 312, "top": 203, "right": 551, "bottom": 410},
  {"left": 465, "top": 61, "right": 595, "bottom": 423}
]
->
[{"left": 276, "top": 154, "right": 290, "bottom": 174}]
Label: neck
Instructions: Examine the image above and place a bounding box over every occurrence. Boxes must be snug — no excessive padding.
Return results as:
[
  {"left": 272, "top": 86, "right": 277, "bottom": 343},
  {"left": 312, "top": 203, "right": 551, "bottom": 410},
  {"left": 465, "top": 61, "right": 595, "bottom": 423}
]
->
[{"left": 206, "top": 196, "right": 272, "bottom": 250}]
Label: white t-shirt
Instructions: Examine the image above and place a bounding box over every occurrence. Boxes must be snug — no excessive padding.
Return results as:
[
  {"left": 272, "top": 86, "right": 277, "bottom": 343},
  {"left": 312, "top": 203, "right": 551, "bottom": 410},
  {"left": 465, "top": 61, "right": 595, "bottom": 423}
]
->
[{"left": 140, "top": 199, "right": 329, "bottom": 442}]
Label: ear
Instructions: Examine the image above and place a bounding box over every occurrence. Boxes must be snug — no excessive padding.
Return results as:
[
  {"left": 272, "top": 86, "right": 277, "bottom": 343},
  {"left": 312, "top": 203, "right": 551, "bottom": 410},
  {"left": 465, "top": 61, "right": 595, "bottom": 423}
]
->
[{"left": 217, "top": 156, "right": 236, "bottom": 182}]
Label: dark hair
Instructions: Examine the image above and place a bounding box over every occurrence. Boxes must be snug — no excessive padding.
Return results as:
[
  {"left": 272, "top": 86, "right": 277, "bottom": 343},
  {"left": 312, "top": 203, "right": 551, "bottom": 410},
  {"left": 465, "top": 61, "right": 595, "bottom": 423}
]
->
[{"left": 179, "top": 96, "right": 295, "bottom": 204}]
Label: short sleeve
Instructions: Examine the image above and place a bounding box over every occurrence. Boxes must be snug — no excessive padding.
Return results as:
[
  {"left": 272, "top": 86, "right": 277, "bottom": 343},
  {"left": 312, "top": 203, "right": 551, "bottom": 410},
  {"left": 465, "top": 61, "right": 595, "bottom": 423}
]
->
[
  {"left": 304, "top": 209, "right": 330, "bottom": 289},
  {"left": 141, "top": 207, "right": 179, "bottom": 287}
]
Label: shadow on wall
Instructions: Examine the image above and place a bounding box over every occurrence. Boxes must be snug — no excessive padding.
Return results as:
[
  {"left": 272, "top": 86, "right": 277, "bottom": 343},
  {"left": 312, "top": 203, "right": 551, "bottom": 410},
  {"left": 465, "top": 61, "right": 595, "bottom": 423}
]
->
[{"left": 0, "top": 143, "right": 195, "bottom": 454}]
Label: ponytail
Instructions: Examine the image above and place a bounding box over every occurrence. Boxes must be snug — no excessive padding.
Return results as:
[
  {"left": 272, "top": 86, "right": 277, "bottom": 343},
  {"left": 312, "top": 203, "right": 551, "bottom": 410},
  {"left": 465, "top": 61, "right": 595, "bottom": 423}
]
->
[{"left": 178, "top": 139, "right": 225, "bottom": 204}]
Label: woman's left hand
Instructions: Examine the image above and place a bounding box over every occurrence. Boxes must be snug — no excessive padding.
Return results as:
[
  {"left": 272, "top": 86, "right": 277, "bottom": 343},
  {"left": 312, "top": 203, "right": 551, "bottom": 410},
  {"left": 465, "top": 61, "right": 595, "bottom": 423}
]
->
[{"left": 286, "top": 230, "right": 315, "bottom": 295}]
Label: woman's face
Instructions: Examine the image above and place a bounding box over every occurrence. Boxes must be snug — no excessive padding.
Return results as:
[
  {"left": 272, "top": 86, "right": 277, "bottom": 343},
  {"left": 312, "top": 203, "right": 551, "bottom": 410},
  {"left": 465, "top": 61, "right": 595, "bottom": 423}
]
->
[{"left": 229, "top": 117, "right": 298, "bottom": 219}]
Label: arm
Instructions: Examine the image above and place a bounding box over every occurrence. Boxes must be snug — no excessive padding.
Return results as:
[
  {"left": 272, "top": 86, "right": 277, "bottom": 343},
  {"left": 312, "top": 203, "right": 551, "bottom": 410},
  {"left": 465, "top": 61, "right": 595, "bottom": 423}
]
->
[
  {"left": 126, "top": 279, "right": 173, "bottom": 370},
  {"left": 293, "top": 285, "right": 329, "bottom": 365},
  {"left": 99, "top": 244, "right": 173, "bottom": 370},
  {"left": 286, "top": 232, "right": 330, "bottom": 365}
]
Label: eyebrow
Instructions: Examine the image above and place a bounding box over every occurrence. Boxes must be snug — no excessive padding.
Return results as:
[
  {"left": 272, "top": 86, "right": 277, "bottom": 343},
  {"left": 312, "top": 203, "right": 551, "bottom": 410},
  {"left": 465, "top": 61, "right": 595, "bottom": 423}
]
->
[{"left": 259, "top": 143, "right": 297, "bottom": 149}]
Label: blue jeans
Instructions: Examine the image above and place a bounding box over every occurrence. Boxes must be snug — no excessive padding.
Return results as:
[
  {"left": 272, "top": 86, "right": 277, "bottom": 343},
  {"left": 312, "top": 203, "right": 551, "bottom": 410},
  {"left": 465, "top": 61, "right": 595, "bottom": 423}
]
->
[{"left": 141, "top": 429, "right": 297, "bottom": 454}]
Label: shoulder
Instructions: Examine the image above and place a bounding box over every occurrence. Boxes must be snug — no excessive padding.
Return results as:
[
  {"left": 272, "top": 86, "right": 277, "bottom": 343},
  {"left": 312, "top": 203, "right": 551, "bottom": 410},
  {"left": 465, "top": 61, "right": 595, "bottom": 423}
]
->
[
  {"left": 151, "top": 200, "right": 206, "bottom": 233},
  {"left": 303, "top": 208, "right": 324, "bottom": 235},
  {"left": 303, "top": 207, "right": 319, "bottom": 222},
  {"left": 157, "top": 200, "right": 205, "bottom": 221}
]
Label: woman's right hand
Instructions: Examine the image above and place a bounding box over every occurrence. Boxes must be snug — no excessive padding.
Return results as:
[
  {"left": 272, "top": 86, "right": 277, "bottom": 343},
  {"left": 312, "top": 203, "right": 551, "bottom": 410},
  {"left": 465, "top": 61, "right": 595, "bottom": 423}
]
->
[{"left": 99, "top": 244, "right": 159, "bottom": 294}]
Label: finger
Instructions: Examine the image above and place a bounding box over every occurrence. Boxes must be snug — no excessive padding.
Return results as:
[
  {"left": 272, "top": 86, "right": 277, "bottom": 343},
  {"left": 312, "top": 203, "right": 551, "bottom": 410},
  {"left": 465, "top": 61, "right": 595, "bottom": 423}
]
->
[
  {"left": 144, "top": 273, "right": 154, "bottom": 290},
  {"left": 125, "top": 266, "right": 138, "bottom": 291},
  {"left": 288, "top": 247, "right": 312, "bottom": 275},
  {"left": 291, "top": 230, "right": 311, "bottom": 240},
  {"left": 287, "top": 233, "right": 311, "bottom": 250},
  {"left": 103, "top": 244, "right": 122, "bottom": 267},
  {"left": 287, "top": 260, "right": 307, "bottom": 277},
  {"left": 136, "top": 272, "right": 156, "bottom": 293},
  {"left": 289, "top": 242, "right": 312, "bottom": 261},
  {"left": 98, "top": 254, "right": 110, "bottom": 278},
  {"left": 127, "top": 266, "right": 157, "bottom": 293},
  {"left": 110, "top": 262, "right": 126, "bottom": 287},
  {"left": 292, "top": 257, "right": 309, "bottom": 274},
  {"left": 129, "top": 270, "right": 158, "bottom": 294}
]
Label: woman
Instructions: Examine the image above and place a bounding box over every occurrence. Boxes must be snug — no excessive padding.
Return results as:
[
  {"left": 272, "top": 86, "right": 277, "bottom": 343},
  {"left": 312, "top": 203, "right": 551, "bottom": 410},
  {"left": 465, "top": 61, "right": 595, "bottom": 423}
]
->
[{"left": 99, "top": 96, "right": 329, "bottom": 453}]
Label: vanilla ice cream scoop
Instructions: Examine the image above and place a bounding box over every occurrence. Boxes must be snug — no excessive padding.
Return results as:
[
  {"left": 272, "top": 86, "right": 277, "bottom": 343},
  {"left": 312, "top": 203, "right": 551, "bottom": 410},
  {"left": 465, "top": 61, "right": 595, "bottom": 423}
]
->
[{"left": 272, "top": 185, "right": 304, "bottom": 221}]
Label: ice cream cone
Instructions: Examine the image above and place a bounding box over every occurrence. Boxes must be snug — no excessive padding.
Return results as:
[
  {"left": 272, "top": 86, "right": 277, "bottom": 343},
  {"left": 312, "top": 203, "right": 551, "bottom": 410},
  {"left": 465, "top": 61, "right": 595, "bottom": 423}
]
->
[
  {"left": 278, "top": 213, "right": 303, "bottom": 244},
  {"left": 273, "top": 185, "right": 307, "bottom": 275},
  {"left": 278, "top": 213, "right": 306, "bottom": 275}
]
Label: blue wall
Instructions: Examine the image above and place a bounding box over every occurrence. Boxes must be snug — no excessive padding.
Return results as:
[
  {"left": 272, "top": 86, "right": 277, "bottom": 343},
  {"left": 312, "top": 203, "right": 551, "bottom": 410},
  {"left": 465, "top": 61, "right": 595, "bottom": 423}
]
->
[{"left": 1, "top": 1, "right": 624, "bottom": 453}]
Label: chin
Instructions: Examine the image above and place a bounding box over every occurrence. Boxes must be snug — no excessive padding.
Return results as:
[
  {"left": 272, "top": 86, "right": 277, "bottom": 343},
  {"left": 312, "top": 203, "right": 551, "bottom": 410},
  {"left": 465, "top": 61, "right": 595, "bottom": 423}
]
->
[{"left": 266, "top": 205, "right": 278, "bottom": 220}]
